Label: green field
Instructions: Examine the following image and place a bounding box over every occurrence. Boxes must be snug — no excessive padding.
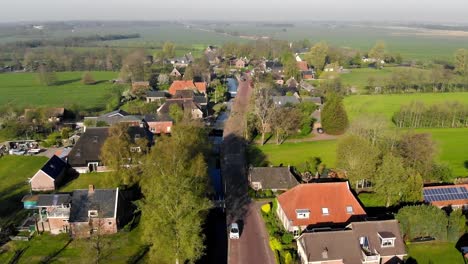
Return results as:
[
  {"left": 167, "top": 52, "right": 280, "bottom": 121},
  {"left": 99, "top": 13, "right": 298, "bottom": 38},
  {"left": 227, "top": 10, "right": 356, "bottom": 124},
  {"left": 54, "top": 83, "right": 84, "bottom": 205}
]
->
[
  {"left": 344, "top": 92, "right": 468, "bottom": 121},
  {"left": 0, "top": 156, "right": 48, "bottom": 225},
  {"left": 406, "top": 242, "right": 464, "bottom": 264},
  {"left": 0, "top": 71, "right": 118, "bottom": 111},
  {"left": 258, "top": 140, "right": 338, "bottom": 168},
  {"left": 60, "top": 172, "right": 115, "bottom": 192}
]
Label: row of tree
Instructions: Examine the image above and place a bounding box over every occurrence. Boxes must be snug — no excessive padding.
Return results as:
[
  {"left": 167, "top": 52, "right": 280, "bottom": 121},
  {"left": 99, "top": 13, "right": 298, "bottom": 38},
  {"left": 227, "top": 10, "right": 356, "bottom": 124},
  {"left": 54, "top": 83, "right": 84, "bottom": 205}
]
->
[
  {"left": 397, "top": 205, "right": 465, "bottom": 242},
  {"left": 393, "top": 101, "right": 468, "bottom": 128},
  {"left": 337, "top": 116, "right": 452, "bottom": 207}
]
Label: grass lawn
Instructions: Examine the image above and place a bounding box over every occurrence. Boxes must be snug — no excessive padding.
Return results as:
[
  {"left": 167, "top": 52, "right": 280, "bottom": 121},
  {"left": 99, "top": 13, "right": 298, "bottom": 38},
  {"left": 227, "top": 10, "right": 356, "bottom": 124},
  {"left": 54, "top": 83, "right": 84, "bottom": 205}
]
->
[
  {"left": 406, "top": 242, "right": 464, "bottom": 264},
  {"left": 0, "top": 155, "right": 48, "bottom": 226},
  {"left": 415, "top": 128, "right": 468, "bottom": 177},
  {"left": 344, "top": 92, "right": 468, "bottom": 122},
  {"left": 59, "top": 172, "right": 115, "bottom": 192},
  {"left": 0, "top": 227, "right": 146, "bottom": 264},
  {"left": 257, "top": 140, "right": 338, "bottom": 168},
  {"left": 340, "top": 67, "right": 428, "bottom": 92},
  {"left": 357, "top": 193, "right": 386, "bottom": 207},
  {"left": 0, "top": 71, "right": 118, "bottom": 111}
]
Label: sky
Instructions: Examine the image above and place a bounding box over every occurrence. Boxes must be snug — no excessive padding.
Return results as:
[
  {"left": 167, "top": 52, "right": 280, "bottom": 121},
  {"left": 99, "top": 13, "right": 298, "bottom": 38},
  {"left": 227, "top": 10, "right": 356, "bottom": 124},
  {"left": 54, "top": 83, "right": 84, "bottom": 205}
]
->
[{"left": 1, "top": 0, "right": 468, "bottom": 23}]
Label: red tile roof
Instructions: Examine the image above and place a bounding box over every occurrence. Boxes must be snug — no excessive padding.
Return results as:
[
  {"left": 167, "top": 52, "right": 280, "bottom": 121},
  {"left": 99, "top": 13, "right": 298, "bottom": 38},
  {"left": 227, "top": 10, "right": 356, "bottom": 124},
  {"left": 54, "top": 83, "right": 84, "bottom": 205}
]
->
[
  {"left": 297, "top": 61, "right": 309, "bottom": 71},
  {"left": 277, "top": 182, "right": 366, "bottom": 227},
  {"left": 423, "top": 184, "right": 468, "bottom": 208},
  {"left": 169, "top": 81, "right": 206, "bottom": 95}
]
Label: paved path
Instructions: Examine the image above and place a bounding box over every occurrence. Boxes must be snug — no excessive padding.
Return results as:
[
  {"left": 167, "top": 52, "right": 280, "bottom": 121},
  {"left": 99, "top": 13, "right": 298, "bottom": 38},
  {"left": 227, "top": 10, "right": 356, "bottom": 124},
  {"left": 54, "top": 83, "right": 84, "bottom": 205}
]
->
[{"left": 222, "top": 75, "right": 275, "bottom": 264}]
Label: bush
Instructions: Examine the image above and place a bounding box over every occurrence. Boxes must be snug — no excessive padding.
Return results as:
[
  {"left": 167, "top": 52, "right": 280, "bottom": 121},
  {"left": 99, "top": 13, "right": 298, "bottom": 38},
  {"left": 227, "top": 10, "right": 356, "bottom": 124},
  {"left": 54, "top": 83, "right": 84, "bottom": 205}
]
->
[
  {"left": 269, "top": 237, "right": 283, "bottom": 252},
  {"left": 282, "top": 251, "right": 293, "bottom": 264},
  {"left": 321, "top": 93, "right": 349, "bottom": 135},
  {"left": 261, "top": 203, "right": 271, "bottom": 214},
  {"left": 281, "top": 233, "right": 294, "bottom": 244}
]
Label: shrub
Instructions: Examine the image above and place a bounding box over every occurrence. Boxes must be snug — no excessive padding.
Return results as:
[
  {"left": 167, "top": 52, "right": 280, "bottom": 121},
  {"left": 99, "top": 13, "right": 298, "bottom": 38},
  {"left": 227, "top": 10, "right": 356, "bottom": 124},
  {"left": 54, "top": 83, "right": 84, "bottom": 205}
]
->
[
  {"left": 448, "top": 209, "right": 466, "bottom": 243},
  {"left": 261, "top": 203, "right": 271, "bottom": 214},
  {"left": 263, "top": 189, "right": 274, "bottom": 198},
  {"left": 283, "top": 251, "right": 293, "bottom": 264},
  {"left": 321, "top": 93, "right": 349, "bottom": 135},
  {"left": 281, "top": 233, "right": 294, "bottom": 244},
  {"left": 269, "top": 237, "right": 283, "bottom": 252}
]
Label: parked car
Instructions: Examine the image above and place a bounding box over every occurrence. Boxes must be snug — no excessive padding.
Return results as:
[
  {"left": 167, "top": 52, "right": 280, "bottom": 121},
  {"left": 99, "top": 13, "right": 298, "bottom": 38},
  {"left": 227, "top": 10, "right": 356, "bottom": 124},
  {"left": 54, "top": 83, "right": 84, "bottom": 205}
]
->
[{"left": 229, "top": 223, "right": 240, "bottom": 239}]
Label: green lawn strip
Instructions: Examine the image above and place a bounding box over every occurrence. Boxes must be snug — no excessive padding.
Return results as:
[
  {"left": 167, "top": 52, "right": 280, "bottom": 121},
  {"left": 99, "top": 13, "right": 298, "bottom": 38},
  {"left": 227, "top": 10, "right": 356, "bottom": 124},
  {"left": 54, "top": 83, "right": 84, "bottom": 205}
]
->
[
  {"left": 406, "top": 242, "right": 464, "bottom": 264},
  {"left": 344, "top": 92, "right": 468, "bottom": 122},
  {"left": 357, "top": 193, "right": 387, "bottom": 207},
  {"left": 257, "top": 140, "right": 338, "bottom": 168},
  {"left": 59, "top": 172, "right": 115, "bottom": 192},
  {"left": 0, "top": 71, "right": 118, "bottom": 111},
  {"left": 0, "top": 156, "right": 48, "bottom": 225}
]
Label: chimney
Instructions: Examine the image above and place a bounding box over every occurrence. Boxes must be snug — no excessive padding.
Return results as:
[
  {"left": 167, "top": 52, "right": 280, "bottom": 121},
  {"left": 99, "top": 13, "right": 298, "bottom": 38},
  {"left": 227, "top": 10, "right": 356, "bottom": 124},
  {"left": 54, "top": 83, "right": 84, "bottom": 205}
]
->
[
  {"left": 88, "top": 184, "right": 95, "bottom": 194},
  {"left": 322, "top": 248, "right": 328, "bottom": 259}
]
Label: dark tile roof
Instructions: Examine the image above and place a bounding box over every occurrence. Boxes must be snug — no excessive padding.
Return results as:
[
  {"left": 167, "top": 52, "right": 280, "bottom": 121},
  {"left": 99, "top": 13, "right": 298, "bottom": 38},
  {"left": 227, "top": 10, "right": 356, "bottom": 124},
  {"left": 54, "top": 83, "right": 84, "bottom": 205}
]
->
[
  {"left": 158, "top": 99, "right": 201, "bottom": 115},
  {"left": 147, "top": 90, "right": 169, "bottom": 98},
  {"left": 69, "top": 188, "right": 118, "bottom": 222},
  {"left": 94, "top": 109, "right": 131, "bottom": 126},
  {"left": 302, "top": 96, "right": 323, "bottom": 105},
  {"left": 68, "top": 128, "right": 110, "bottom": 167},
  {"left": 37, "top": 194, "right": 71, "bottom": 207},
  {"left": 41, "top": 155, "right": 67, "bottom": 179},
  {"left": 249, "top": 167, "right": 300, "bottom": 190},
  {"left": 273, "top": 96, "right": 300, "bottom": 106}
]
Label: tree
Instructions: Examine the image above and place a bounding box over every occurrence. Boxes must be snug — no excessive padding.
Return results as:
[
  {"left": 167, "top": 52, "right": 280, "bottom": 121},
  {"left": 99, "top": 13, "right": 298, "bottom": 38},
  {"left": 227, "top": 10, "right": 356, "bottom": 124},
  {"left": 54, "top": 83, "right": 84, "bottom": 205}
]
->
[
  {"left": 454, "top": 49, "right": 467, "bottom": 75},
  {"left": 119, "top": 49, "right": 146, "bottom": 82},
  {"left": 210, "top": 82, "right": 227, "bottom": 104},
  {"left": 162, "top": 42, "right": 176, "bottom": 59},
  {"left": 82, "top": 71, "right": 96, "bottom": 85},
  {"left": 336, "top": 135, "right": 380, "bottom": 188},
  {"left": 253, "top": 87, "right": 274, "bottom": 145},
  {"left": 448, "top": 209, "right": 466, "bottom": 243},
  {"left": 321, "top": 94, "right": 349, "bottom": 135},
  {"left": 141, "top": 124, "right": 211, "bottom": 264},
  {"left": 397, "top": 205, "right": 449, "bottom": 241},
  {"left": 281, "top": 52, "right": 300, "bottom": 80},
  {"left": 37, "top": 64, "right": 57, "bottom": 86},
  {"left": 368, "top": 41, "right": 386, "bottom": 61},
  {"left": 270, "top": 107, "right": 302, "bottom": 144},
  {"left": 304, "top": 42, "right": 328, "bottom": 75},
  {"left": 169, "top": 104, "right": 184, "bottom": 123},
  {"left": 183, "top": 65, "right": 194, "bottom": 80},
  {"left": 397, "top": 133, "right": 436, "bottom": 179}
]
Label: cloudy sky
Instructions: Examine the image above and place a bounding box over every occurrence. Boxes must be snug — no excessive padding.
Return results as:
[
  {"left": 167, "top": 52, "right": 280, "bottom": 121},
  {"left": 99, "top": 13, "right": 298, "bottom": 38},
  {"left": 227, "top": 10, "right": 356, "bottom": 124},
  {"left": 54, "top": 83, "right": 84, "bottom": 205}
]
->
[{"left": 1, "top": 0, "right": 468, "bottom": 23}]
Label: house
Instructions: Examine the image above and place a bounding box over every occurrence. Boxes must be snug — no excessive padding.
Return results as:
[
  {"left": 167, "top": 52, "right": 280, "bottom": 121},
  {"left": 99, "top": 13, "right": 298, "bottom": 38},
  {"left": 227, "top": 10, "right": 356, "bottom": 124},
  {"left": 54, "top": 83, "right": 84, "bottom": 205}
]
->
[
  {"left": 143, "top": 114, "right": 173, "bottom": 134},
  {"left": 273, "top": 96, "right": 300, "bottom": 107},
  {"left": 297, "top": 61, "right": 309, "bottom": 72},
  {"left": 296, "top": 220, "right": 406, "bottom": 264},
  {"left": 157, "top": 99, "right": 204, "bottom": 119},
  {"left": 235, "top": 58, "right": 247, "bottom": 68},
  {"left": 302, "top": 70, "right": 315, "bottom": 80},
  {"left": 265, "top": 61, "right": 284, "bottom": 75},
  {"left": 170, "top": 53, "right": 194, "bottom": 67},
  {"left": 170, "top": 68, "right": 182, "bottom": 77},
  {"left": 146, "top": 90, "right": 169, "bottom": 103},
  {"left": 286, "top": 77, "right": 298, "bottom": 89},
  {"left": 84, "top": 109, "right": 142, "bottom": 127},
  {"left": 168, "top": 80, "right": 207, "bottom": 95},
  {"left": 173, "top": 89, "right": 208, "bottom": 108},
  {"left": 24, "top": 107, "right": 65, "bottom": 123},
  {"left": 302, "top": 96, "right": 323, "bottom": 106},
  {"left": 69, "top": 185, "right": 120, "bottom": 238},
  {"left": 30, "top": 155, "right": 68, "bottom": 191},
  {"left": 362, "top": 57, "right": 385, "bottom": 64},
  {"left": 35, "top": 194, "right": 72, "bottom": 234},
  {"left": 248, "top": 166, "right": 300, "bottom": 191},
  {"left": 276, "top": 182, "right": 367, "bottom": 236},
  {"left": 324, "top": 64, "right": 341, "bottom": 72},
  {"left": 423, "top": 184, "right": 468, "bottom": 209},
  {"left": 68, "top": 127, "right": 110, "bottom": 173}
]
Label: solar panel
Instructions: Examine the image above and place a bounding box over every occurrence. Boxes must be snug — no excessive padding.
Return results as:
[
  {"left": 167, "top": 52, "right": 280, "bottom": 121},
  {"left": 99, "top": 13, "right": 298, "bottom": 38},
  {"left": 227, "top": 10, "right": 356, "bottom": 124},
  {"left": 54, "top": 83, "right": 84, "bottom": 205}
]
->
[{"left": 424, "top": 186, "right": 468, "bottom": 202}]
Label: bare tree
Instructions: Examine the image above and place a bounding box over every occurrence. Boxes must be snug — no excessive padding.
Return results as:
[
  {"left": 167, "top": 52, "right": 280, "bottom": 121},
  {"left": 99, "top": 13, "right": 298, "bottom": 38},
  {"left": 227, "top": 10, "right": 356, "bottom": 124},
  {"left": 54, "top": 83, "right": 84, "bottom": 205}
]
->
[{"left": 253, "top": 87, "right": 274, "bottom": 145}]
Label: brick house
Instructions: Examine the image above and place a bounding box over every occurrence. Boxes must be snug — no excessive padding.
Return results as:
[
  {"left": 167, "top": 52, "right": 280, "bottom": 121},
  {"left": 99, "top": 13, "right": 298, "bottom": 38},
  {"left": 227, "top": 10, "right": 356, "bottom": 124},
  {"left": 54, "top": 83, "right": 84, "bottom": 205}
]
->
[
  {"left": 35, "top": 194, "right": 72, "bottom": 234},
  {"left": 30, "top": 155, "right": 68, "bottom": 191},
  {"left": 69, "top": 185, "right": 120, "bottom": 238},
  {"left": 168, "top": 80, "right": 207, "bottom": 95},
  {"left": 143, "top": 114, "right": 173, "bottom": 134},
  {"left": 276, "top": 182, "right": 367, "bottom": 236}
]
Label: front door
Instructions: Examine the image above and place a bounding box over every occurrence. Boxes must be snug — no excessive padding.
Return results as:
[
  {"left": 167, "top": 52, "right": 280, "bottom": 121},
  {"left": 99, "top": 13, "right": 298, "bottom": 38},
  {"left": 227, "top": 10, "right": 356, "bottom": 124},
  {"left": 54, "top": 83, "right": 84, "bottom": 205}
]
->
[{"left": 88, "top": 162, "right": 98, "bottom": 172}]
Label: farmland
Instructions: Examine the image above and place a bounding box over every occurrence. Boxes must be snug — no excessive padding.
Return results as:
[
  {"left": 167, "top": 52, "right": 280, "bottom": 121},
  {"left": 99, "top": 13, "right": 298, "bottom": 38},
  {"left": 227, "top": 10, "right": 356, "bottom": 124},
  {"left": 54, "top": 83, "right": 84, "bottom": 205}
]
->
[{"left": 0, "top": 71, "right": 118, "bottom": 111}]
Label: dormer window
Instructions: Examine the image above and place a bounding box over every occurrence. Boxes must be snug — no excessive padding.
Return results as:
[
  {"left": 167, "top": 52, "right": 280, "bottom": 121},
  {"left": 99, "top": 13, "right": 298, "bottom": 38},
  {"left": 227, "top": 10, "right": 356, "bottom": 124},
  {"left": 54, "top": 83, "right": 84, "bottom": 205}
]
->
[
  {"left": 378, "top": 232, "right": 396, "bottom": 248},
  {"left": 296, "top": 209, "right": 310, "bottom": 219},
  {"left": 346, "top": 206, "right": 354, "bottom": 214},
  {"left": 130, "top": 146, "right": 141, "bottom": 153},
  {"left": 88, "top": 210, "right": 98, "bottom": 218},
  {"left": 322, "top": 208, "right": 329, "bottom": 215}
]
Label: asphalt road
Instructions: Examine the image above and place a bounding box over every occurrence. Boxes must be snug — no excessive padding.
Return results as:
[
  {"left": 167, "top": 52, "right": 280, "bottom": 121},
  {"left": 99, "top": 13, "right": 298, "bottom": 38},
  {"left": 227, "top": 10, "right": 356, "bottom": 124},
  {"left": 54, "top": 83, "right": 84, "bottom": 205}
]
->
[{"left": 222, "top": 75, "right": 275, "bottom": 264}]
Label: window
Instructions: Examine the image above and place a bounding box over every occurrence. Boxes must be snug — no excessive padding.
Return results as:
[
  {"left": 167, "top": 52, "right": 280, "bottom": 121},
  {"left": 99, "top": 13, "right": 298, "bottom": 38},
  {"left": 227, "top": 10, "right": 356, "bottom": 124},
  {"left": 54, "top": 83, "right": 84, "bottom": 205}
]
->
[
  {"left": 381, "top": 239, "right": 395, "bottom": 247},
  {"left": 150, "top": 127, "right": 156, "bottom": 132},
  {"left": 346, "top": 206, "right": 354, "bottom": 214},
  {"left": 296, "top": 209, "right": 310, "bottom": 219},
  {"left": 322, "top": 208, "right": 329, "bottom": 215},
  {"left": 88, "top": 210, "right": 98, "bottom": 218}
]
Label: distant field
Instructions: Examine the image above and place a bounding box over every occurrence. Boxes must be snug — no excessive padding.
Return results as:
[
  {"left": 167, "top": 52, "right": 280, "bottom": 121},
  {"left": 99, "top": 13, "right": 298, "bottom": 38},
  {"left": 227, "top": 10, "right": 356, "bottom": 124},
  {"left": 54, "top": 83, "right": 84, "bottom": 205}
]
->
[
  {"left": 344, "top": 92, "right": 468, "bottom": 121},
  {"left": 406, "top": 242, "right": 464, "bottom": 264},
  {"left": 0, "top": 156, "right": 48, "bottom": 225},
  {"left": 258, "top": 140, "right": 338, "bottom": 168},
  {"left": 340, "top": 67, "right": 429, "bottom": 92},
  {"left": 0, "top": 71, "right": 118, "bottom": 111}
]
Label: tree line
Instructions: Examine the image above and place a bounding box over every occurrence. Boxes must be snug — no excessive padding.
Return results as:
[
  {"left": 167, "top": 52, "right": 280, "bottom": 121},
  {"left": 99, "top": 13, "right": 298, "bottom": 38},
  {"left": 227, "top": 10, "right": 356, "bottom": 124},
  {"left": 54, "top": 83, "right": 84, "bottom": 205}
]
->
[{"left": 393, "top": 101, "right": 468, "bottom": 128}]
